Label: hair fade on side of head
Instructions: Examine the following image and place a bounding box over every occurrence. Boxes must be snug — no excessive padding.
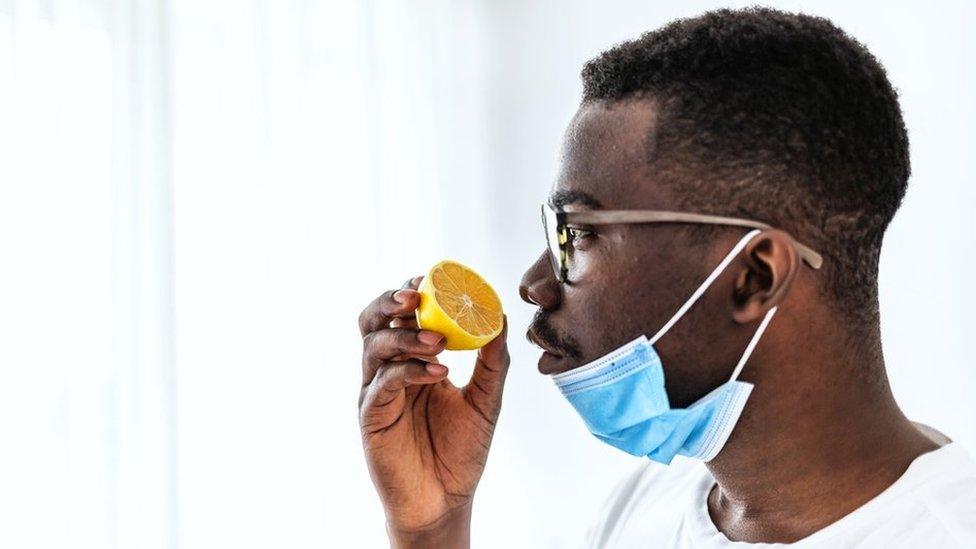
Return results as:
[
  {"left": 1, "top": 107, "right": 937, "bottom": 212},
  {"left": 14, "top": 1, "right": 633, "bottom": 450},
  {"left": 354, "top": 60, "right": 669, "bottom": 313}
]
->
[{"left": 581, "top": 7, "right": 910, "bottom": 327}]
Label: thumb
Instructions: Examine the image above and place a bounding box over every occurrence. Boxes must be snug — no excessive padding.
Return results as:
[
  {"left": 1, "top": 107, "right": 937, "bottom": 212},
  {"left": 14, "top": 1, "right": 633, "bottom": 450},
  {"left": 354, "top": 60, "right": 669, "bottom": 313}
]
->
[{"left": 463, "top": 315, "right": 511, "bottom": 424}]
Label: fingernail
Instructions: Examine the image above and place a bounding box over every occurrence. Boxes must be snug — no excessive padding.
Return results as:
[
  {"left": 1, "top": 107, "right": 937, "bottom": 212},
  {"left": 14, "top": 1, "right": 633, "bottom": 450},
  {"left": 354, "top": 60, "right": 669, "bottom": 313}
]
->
[
  {"left": 418, "top": 331, "right": 444, "bottom": 345},
  {"left": 426, "top": 363, "right": 447, "bottom": 375},
  {"left": 393, "top": 290, "right": 410, "bottom": 303}
]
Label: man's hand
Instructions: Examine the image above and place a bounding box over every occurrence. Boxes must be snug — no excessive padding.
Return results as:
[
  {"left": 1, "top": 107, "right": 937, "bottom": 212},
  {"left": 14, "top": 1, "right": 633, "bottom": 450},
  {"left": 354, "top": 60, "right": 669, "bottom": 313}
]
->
[{"left": 358, "top": 276, "right": 510, "bottom": 548}]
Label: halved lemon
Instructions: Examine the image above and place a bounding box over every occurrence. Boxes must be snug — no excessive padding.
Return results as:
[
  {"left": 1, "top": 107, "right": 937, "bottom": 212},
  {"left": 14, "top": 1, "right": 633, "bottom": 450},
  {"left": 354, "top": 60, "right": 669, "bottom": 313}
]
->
[{"left": 416, "top": 260, "right": 504, "bottom": 350}]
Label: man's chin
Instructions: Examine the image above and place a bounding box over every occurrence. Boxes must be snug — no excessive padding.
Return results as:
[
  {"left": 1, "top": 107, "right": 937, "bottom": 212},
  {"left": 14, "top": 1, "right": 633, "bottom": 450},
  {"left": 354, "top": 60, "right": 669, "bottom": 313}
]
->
[{"left": 537, "top": 350, "right": 572, "bottom": 375}]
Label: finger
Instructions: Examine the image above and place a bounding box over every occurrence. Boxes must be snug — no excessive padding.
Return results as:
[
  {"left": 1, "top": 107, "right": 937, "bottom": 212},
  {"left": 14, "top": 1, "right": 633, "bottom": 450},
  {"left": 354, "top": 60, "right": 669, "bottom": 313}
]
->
[
  {"left": 362, "top": 328, "right": 447, "bottom": 385},
  {"left": 391, "top": 276, "right": 424, "bottom": 329},
  {"left": 462, "top": 315, "right": 511, "bottom": 425},
  {"left": 402, "top": 275, "right": 423, "bottom": 290},
  {"left": 359, "top": 287, "right": 421, "bottom": 337},
  {"left": 390, "top": 317, "right": 419, "bottom": 330},
  {"left": 359, "top": 360, "right": 450, "bottom": 432}
]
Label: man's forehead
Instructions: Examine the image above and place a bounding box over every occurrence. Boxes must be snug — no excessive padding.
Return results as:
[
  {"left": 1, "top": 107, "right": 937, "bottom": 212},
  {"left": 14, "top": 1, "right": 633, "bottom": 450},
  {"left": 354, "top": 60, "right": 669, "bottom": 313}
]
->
[{"left": 551, "top": 99, "right": 662, "bottom": 210}]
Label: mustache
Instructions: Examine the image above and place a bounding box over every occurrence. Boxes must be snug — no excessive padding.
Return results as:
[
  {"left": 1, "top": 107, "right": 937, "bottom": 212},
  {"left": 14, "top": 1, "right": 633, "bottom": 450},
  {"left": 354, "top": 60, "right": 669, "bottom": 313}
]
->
[{"left": 528, "top": 310, "right": 582, "bottom": 359}]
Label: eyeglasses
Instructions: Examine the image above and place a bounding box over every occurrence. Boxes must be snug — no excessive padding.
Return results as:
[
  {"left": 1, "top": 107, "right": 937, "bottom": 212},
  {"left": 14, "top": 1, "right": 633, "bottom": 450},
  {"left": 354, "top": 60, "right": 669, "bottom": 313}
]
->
[{"left": 540, "top": 203, "right": 823, "bottom": 283}]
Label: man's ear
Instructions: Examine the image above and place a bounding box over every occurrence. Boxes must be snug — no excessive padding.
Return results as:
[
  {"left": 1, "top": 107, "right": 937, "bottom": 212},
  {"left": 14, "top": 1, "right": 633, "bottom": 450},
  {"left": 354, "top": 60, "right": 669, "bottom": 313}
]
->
[{"left": 732, "top": 229, "right": 801, "bottom": 324}]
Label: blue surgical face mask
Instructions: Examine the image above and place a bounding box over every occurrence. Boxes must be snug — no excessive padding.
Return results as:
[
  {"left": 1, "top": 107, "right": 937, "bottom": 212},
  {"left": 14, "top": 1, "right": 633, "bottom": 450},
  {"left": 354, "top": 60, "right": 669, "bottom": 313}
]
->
[{"left": 551, "top": 229, "right": 778, "bottom": 464}]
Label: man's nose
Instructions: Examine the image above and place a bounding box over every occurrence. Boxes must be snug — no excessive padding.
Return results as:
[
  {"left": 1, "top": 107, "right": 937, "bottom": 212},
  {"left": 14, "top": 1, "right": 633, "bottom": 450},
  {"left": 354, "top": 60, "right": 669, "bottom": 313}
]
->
[{"left": 519, "top": 251, "right": 561, "bottom": 310}]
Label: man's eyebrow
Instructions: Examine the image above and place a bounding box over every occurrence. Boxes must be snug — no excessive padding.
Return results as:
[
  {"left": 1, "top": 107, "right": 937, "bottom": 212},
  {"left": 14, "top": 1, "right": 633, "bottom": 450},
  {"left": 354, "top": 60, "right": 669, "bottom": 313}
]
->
[{"left": 548, "top": 190, "right": 603, "bottom": 210}]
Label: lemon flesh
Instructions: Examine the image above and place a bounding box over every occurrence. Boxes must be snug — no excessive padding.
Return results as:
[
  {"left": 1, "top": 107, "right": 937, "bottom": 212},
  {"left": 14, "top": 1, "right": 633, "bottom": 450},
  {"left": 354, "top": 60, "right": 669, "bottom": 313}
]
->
[{"left": 416, "top": 260, "right": 503, "bottom": 350}]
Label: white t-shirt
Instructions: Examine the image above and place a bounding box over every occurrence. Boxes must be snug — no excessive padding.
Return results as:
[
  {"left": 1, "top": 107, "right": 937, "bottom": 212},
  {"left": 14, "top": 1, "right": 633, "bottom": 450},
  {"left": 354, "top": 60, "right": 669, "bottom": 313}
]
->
[{"left": 584, "top": 442, "right": 976, "bottom": 548}]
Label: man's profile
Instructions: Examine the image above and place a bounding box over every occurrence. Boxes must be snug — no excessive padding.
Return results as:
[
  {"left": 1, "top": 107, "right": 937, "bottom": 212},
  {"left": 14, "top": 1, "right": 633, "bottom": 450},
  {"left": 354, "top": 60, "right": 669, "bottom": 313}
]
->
[{"left": 357, "top": 7, "right": 976, "bottom": 547}]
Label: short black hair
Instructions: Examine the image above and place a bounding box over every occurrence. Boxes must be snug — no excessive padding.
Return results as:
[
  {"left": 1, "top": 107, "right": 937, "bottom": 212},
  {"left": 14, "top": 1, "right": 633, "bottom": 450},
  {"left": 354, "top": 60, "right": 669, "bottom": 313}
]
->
[{"left": 582, "top": 7, "right": 910, "bottom": 328}]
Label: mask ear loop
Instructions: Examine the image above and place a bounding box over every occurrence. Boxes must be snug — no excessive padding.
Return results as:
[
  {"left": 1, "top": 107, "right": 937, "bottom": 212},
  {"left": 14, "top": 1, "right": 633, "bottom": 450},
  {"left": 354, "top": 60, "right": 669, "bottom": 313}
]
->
[
  {"left": 648, "top": 229, "right": 763, "bottom": 346},
  {"left": 728, "top": 306, "right": 777, "bottom": 382}
]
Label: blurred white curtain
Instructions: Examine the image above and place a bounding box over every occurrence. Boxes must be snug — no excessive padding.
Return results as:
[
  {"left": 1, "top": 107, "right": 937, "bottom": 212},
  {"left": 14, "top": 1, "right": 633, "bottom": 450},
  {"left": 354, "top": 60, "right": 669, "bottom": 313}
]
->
[
  {"left": 0, "top": 1, "right": 490, "bottom": 547},
  {"left": 1, "top": 1, "right": 175, "bottom": 547}
]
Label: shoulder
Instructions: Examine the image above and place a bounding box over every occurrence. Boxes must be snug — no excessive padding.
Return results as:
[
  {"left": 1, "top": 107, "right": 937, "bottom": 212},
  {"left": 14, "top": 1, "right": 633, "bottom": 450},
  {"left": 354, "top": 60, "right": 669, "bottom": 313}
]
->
[
  {"left": 583, "top": 456, "right": 709, "bottom": 548},
  {"left": 910, "top": 443, "right": 976, "bottom": 544},
  {"left": 849, "top": 442, "right": 976, "bottom": 547}
]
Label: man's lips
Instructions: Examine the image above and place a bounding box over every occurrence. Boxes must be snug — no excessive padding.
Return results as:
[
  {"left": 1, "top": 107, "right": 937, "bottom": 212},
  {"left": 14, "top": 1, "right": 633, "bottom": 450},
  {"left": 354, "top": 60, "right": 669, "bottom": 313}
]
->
[
  {"left": 526, "top": 327, "right": 568, "bottom": 374},
  {"left": 526, "top": 327, "right": 562, "bottom": 356}
]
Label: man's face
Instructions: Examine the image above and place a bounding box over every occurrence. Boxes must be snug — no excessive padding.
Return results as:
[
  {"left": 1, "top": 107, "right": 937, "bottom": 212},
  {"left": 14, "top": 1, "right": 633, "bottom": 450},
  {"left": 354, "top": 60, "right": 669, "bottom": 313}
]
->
[{"left": 520, "top": 99, "right": 747, "bottom": 408}]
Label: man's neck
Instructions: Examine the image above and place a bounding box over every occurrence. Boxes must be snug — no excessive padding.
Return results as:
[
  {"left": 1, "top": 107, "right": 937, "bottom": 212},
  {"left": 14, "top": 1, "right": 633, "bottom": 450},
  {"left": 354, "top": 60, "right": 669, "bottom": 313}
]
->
[{"left": 703, "top": 346, "right": 941, "bottom": 543}]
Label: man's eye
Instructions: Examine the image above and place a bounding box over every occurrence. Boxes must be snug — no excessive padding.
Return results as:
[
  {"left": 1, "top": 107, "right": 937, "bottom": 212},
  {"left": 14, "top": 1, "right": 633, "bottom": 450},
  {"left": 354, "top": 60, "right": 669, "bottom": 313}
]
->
[{"left": 567, "top": 227, "right": 592, "bottom": 244}]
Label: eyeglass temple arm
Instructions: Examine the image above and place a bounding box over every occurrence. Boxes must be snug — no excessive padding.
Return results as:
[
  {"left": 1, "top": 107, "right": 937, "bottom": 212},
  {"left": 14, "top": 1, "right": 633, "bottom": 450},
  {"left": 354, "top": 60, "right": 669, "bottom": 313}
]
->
[{"left": 567, "top": 210, "right": 823, "bottom": 270}]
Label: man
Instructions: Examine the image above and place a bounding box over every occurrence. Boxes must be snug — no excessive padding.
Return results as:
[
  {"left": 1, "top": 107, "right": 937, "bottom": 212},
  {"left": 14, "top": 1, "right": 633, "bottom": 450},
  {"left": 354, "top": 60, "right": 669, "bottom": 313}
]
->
[{"left": 357, "top": 8, "right": 976, "bottom": 548}]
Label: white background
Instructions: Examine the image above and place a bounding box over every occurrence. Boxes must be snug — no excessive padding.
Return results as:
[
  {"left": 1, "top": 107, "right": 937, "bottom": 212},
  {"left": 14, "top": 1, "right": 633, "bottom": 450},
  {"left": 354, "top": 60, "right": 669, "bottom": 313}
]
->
[{"left": 0, "top": 1, "right": 973, "bottom": 548}]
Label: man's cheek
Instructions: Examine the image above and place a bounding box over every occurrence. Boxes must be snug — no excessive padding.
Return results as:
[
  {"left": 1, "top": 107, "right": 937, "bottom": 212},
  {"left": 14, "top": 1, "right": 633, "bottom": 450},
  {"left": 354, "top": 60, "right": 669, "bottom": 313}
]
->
[{"left": 569, "top": 296, "right": 622, "bottom": 356}]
